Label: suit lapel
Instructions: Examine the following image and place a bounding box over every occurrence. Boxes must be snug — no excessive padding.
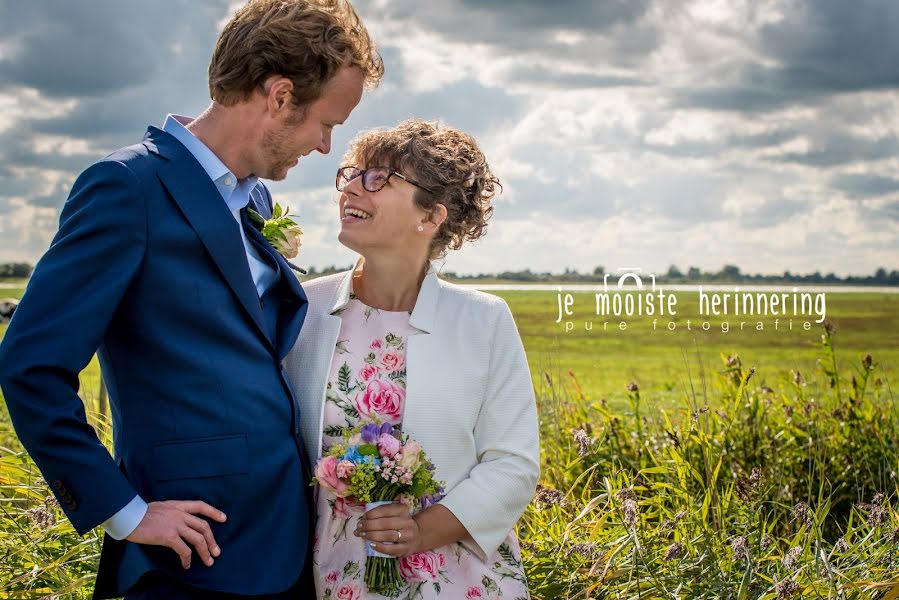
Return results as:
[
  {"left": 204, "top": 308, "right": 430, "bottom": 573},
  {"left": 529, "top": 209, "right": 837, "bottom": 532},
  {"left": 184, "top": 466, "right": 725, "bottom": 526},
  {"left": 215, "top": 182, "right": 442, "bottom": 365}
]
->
[
  {"left": 149, "top": 128, "right": 271, "bottom": 347},
  {"left": 244, "top": 194, "right": 308, "bottom": 359}
]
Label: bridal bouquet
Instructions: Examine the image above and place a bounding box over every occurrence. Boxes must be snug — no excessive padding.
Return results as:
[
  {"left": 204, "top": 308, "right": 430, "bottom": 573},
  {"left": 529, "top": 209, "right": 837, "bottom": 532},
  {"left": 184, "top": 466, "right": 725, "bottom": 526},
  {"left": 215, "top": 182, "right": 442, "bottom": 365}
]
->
[{"left": 312, "top": 420, "right": 446, "bottom": 594}]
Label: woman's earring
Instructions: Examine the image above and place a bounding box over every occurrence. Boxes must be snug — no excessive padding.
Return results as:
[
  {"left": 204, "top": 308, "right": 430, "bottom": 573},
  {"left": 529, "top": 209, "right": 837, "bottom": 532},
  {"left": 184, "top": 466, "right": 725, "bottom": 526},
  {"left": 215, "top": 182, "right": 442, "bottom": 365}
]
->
[{"left": 417, "top": 225, "right": 424, "bottom": 232}]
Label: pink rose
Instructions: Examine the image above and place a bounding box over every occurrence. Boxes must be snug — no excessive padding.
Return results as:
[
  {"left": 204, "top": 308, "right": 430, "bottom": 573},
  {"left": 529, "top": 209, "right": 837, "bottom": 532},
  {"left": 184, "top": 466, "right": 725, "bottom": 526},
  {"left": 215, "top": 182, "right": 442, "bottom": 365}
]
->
[
  {"left": 379, "top": 350, "right": 405, "bottom": 372},
  {"left": 399, "top": 550, "right": 445, "bottom": 582},
  {"left": 359, "top": 363, "right": 380, "bottom": 382},
  {"left": 377, "top": 433, "right": 401, "bottom": 458},
  {"left": 370, "top": 339, "right": 383, "bottom": 350},
  {"left": 336, "top": 459, "right": 356, "bottom": 479},
  {"left": 398, "top": 441, "right": 423, "bottom": 471},
  {"left": 466, "top": 587, "right": 485, "bottom": 599},
  {"left": 325, "top": 571, "right": 339, "bottom": 584},
  {"left": 314, "top": 455, "right": 350, "bottom": 497},
  {"left": 333, "top": 496, "right": 364, "bottom": 518},
  {"left": 354, "top": 379, "right": 405, "bottom": 422},
  {"left": 335, "top": 582, "right": 361, "bottom": 600}
]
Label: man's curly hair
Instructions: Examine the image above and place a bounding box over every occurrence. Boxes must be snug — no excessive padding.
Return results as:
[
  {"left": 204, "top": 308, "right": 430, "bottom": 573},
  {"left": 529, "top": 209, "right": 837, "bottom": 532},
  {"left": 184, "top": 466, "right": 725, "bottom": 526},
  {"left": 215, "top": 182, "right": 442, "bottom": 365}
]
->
[{"left": 209, "top": 0, "right": 383, "bottom": 108}]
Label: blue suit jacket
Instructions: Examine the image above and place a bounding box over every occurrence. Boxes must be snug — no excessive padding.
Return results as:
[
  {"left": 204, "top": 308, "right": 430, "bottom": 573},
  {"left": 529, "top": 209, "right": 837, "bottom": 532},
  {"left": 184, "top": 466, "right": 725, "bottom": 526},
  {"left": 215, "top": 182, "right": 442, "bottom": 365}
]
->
[{"left": 0, "top": 127, "right": 313, "bottom": 598}]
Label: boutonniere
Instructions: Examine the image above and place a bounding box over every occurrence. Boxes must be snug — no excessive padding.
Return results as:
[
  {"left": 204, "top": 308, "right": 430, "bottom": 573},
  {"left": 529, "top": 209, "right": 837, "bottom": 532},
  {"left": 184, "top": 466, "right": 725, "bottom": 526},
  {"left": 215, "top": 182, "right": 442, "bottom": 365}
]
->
[{"left": 247, "top": 203, "right": 307, "bottom": 274}]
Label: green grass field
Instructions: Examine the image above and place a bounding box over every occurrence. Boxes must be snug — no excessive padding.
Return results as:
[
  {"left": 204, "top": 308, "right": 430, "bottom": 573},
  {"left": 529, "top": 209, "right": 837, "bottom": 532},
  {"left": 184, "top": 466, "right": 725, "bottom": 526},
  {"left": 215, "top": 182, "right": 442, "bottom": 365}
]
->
[
  {"left": 2, "top": 280, "right": 898, "bottom": 597},
  {"left": 2, "top": 281, "right": 896, "bottom": 450},
  {"left": 490, "top": 288, "right": 899, "bottom": 407}
]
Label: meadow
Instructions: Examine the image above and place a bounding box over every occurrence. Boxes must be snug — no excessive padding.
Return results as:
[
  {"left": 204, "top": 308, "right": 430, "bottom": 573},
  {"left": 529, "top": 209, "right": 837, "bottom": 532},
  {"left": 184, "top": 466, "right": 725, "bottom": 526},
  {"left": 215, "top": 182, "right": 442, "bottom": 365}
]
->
[{"left": 1, "top": 280, "right": 897, "bottom": 598}]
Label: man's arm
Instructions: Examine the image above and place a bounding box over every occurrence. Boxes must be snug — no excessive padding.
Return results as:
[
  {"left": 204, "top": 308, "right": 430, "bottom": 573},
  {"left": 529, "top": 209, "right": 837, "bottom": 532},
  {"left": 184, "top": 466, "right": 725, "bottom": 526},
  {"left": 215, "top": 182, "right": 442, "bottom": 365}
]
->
[
  {"left": 0, "top": 159, "right": 148, "bottom": 533},
  {"left": 0, "top": 159, "right": 227, "bottom": 569}
]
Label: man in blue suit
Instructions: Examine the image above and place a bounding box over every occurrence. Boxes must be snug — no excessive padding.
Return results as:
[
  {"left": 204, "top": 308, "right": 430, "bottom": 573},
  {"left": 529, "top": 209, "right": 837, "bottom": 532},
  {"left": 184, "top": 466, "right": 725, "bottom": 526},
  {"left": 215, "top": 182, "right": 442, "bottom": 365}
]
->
[{"left": 0, "top": 1, "right": 383, "bottom": 598}]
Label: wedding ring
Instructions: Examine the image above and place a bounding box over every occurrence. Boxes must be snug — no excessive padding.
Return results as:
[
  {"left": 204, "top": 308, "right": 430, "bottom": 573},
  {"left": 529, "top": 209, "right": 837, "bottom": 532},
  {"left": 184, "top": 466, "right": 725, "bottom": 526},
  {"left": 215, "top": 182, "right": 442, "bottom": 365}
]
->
[{"left": 396, "top": 529, "right": 402, "bottom": 542}]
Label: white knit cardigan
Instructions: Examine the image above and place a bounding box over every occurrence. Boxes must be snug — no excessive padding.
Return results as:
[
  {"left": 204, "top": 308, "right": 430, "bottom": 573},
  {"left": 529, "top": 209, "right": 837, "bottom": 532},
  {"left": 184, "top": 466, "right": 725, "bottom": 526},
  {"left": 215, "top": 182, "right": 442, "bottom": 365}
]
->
[{"left": 282, "top": 262, "right": 540, "bottom": 561}]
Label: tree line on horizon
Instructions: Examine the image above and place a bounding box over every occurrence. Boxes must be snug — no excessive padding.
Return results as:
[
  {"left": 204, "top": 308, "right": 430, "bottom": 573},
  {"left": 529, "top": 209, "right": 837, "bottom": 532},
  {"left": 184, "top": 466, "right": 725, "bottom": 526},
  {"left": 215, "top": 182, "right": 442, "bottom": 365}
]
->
[
  {"left": 4, "top": 262, "right": 898, "bottom": 285},
  {"left": 302, "top": 263, "right": 899, "bottom": 285}
]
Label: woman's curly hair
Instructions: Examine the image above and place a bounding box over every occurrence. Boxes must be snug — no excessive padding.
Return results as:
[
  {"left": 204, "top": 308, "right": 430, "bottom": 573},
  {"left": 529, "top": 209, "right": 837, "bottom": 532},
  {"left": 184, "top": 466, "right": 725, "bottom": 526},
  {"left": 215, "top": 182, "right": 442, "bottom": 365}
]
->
[{"left": 343, "top": 118, "right": 500, "bottom": 259}]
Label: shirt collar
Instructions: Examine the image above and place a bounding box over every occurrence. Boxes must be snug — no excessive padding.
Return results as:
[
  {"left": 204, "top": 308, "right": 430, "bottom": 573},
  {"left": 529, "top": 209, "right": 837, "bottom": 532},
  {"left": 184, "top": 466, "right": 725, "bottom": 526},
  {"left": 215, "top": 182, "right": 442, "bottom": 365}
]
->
[{"left": 162, "top": 114, "right": 258, "bottom": 209}]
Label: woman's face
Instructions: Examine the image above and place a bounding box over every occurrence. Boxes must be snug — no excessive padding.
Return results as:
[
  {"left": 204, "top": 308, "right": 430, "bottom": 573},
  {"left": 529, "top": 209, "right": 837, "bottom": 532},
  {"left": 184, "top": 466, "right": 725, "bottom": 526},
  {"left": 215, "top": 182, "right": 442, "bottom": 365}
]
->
[{"left": 337, "top": 165, "right": 431, "bottom": 260}]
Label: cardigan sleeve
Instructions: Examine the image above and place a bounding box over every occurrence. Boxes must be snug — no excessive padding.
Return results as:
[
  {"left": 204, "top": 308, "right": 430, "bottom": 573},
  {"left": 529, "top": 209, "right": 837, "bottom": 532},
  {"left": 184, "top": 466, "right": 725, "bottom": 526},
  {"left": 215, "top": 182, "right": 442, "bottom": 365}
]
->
[{"left": 438, "top": 298, "right": 540, "bottom": 561}]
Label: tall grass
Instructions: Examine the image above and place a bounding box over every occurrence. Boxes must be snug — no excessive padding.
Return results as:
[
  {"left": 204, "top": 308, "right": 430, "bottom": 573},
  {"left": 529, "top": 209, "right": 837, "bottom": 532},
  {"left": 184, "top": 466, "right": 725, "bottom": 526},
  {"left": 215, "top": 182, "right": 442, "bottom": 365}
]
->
[
  {"left": 1, "top": 322, "right": 897, "bottom": 598},
  {"left": 521, "top": 322, "right": 899, "bottom": 599}
]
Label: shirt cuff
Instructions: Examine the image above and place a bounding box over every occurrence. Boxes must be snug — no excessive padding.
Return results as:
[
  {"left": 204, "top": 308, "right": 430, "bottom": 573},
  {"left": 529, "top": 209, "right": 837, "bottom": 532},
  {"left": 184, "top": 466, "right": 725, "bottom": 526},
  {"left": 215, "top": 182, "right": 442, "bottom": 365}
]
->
[{"left": 101, "top": 495, "right": 148, "bottom": 540}]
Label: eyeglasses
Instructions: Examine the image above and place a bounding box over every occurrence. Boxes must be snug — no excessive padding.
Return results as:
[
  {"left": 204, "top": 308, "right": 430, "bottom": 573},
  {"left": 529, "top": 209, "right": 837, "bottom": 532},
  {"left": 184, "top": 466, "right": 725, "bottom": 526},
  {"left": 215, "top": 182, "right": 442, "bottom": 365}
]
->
[{"left": 336, "top": 166, "right": 434, "bottom": 194}]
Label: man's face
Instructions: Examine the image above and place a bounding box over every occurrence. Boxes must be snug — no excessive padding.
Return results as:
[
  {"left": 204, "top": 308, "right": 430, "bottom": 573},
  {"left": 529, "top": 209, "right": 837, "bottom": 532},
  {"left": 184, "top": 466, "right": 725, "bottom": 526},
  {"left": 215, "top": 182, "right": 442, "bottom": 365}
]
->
[{"left": 260, "top": 66, "right": 364, "bottom": 181}]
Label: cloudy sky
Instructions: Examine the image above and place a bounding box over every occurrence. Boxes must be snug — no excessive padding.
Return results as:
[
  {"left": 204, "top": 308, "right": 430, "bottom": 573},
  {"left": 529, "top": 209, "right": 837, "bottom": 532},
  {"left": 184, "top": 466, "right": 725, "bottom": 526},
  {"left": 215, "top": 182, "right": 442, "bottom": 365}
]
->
[{"left": 1, "top": 0, "right": 897, "bottom": 276}]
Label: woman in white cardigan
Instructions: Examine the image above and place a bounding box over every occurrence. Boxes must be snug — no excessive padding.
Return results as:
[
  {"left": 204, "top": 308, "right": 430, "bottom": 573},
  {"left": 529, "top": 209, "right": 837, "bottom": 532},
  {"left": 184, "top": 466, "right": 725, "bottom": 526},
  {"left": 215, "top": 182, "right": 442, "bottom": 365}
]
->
[{"left": 284, "top": 118, "right": 539, "bottom": 599}]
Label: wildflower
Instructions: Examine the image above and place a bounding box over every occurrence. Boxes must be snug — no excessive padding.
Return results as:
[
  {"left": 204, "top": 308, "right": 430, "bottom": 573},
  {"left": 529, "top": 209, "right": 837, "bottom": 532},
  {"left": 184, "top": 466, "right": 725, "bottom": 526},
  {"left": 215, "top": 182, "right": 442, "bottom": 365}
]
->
[
  {"left": 566, "top": 542, "right": 600, "bottom": 558},
  {"left": 26, "top": 505, "right": 56, "bottom": 530},
  {"left": 735, "top": 478, "right": 753, "bottom": 502},
  {"left": 862, "top": 354, "right": 873, "bottom": 369},
  {"left": 781, "top": 546, "right": 801, "bottom": 570},
  {"left": 534, "top": 485, "right": 565, "bottom": 511},
  {"left": 572, "top": 429, "right": 591, "bottom": 457},
  {"left": 823, "top": 320, "right": 836, "bottom": 336},
  {"left": 621, "top": 499, "right": 638, "bottom": 530},
  {"left": 760, "top": 385, "right": 774, "bottom": 394},
  {"left": 761, "top": 535, "right": 773, "bottom": 551},
  {"left": 730, "top": 536, "right": 749, "bottom": 561},
  {"left": 664, "top": 542, "right": 683, "bottom": 561},
  {"left": 889, "top": 527, "right": 899, "bottom": 546},
  {"left": 790, "top": 502, "right": 812, "bottom": 526},
  {"left": 749, "top": 467, "right": 762, "bottom": 486},
  {"left": 792, "top": 371, "right": 803, "bottom": 386},
  {"left": 834, "top": 537, "right": 850, "bottom": 552},
  {"left": 868, "top": 506, "right": 890, "bottom": 527},
  {"left": 776, "top": 578, "right": 799, "bottom": 598},
  {"left": 661, "top": 509, "right": 686, "bottom": 533},
  {"left": 726, "top": 355, "right": 740, "bottom": 368},
  {"left": 616, "top": 488, "right": 636, "bottom": 503},
  {"left": 857, "top": 499, "right": 889, "bottom": 527},
  {"left": 626, "top": 381, "right": 639, "bottom": 393}
]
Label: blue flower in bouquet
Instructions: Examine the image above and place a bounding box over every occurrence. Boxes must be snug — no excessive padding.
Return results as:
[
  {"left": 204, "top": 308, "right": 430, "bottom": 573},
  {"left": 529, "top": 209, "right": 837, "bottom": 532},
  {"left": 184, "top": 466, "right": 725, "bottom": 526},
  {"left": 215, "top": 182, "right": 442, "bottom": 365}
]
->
[
  {"left": 342, "top": 446, "right": 382, "bottom": 467},
  {"left": 342, "top": 446, "right": 365, "bottom": 463}
]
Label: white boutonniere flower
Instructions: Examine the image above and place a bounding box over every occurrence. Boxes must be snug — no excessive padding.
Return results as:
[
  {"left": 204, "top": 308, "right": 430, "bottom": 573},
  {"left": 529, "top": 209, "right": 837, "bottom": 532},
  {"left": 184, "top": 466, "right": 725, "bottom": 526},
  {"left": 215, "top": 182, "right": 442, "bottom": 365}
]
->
[{"left": 247, "top": 203, "right": 306, "bottom": 273}]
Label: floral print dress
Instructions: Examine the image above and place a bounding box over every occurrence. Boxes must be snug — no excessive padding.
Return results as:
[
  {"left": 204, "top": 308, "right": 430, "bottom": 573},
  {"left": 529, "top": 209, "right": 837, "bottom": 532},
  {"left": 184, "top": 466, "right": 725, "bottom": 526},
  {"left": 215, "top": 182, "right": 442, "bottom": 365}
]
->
[{"left": 313, "top": 295, "right": 530, "bottom": 600}]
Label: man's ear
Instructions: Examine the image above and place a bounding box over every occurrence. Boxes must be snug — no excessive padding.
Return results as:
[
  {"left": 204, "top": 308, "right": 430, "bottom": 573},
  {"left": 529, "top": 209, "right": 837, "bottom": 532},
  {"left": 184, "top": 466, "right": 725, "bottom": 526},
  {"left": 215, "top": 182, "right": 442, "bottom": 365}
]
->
[{"left": 264, "top": 76, "right": 295, "bottom": 114}]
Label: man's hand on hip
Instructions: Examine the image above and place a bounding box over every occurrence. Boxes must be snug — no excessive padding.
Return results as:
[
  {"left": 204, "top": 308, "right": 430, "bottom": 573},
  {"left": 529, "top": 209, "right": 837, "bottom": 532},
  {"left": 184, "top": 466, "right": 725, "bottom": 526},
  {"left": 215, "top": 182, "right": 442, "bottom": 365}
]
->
[{"left": 126, "top": 500, "right": 227, "bottom": 569}]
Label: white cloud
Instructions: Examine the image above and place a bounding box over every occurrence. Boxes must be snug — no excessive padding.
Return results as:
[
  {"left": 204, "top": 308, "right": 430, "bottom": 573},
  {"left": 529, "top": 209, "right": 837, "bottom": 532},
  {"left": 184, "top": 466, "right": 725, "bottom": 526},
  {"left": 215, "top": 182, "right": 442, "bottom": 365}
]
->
[{"left": 0, "top": 0, "right": 896, "bottom": 277}]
